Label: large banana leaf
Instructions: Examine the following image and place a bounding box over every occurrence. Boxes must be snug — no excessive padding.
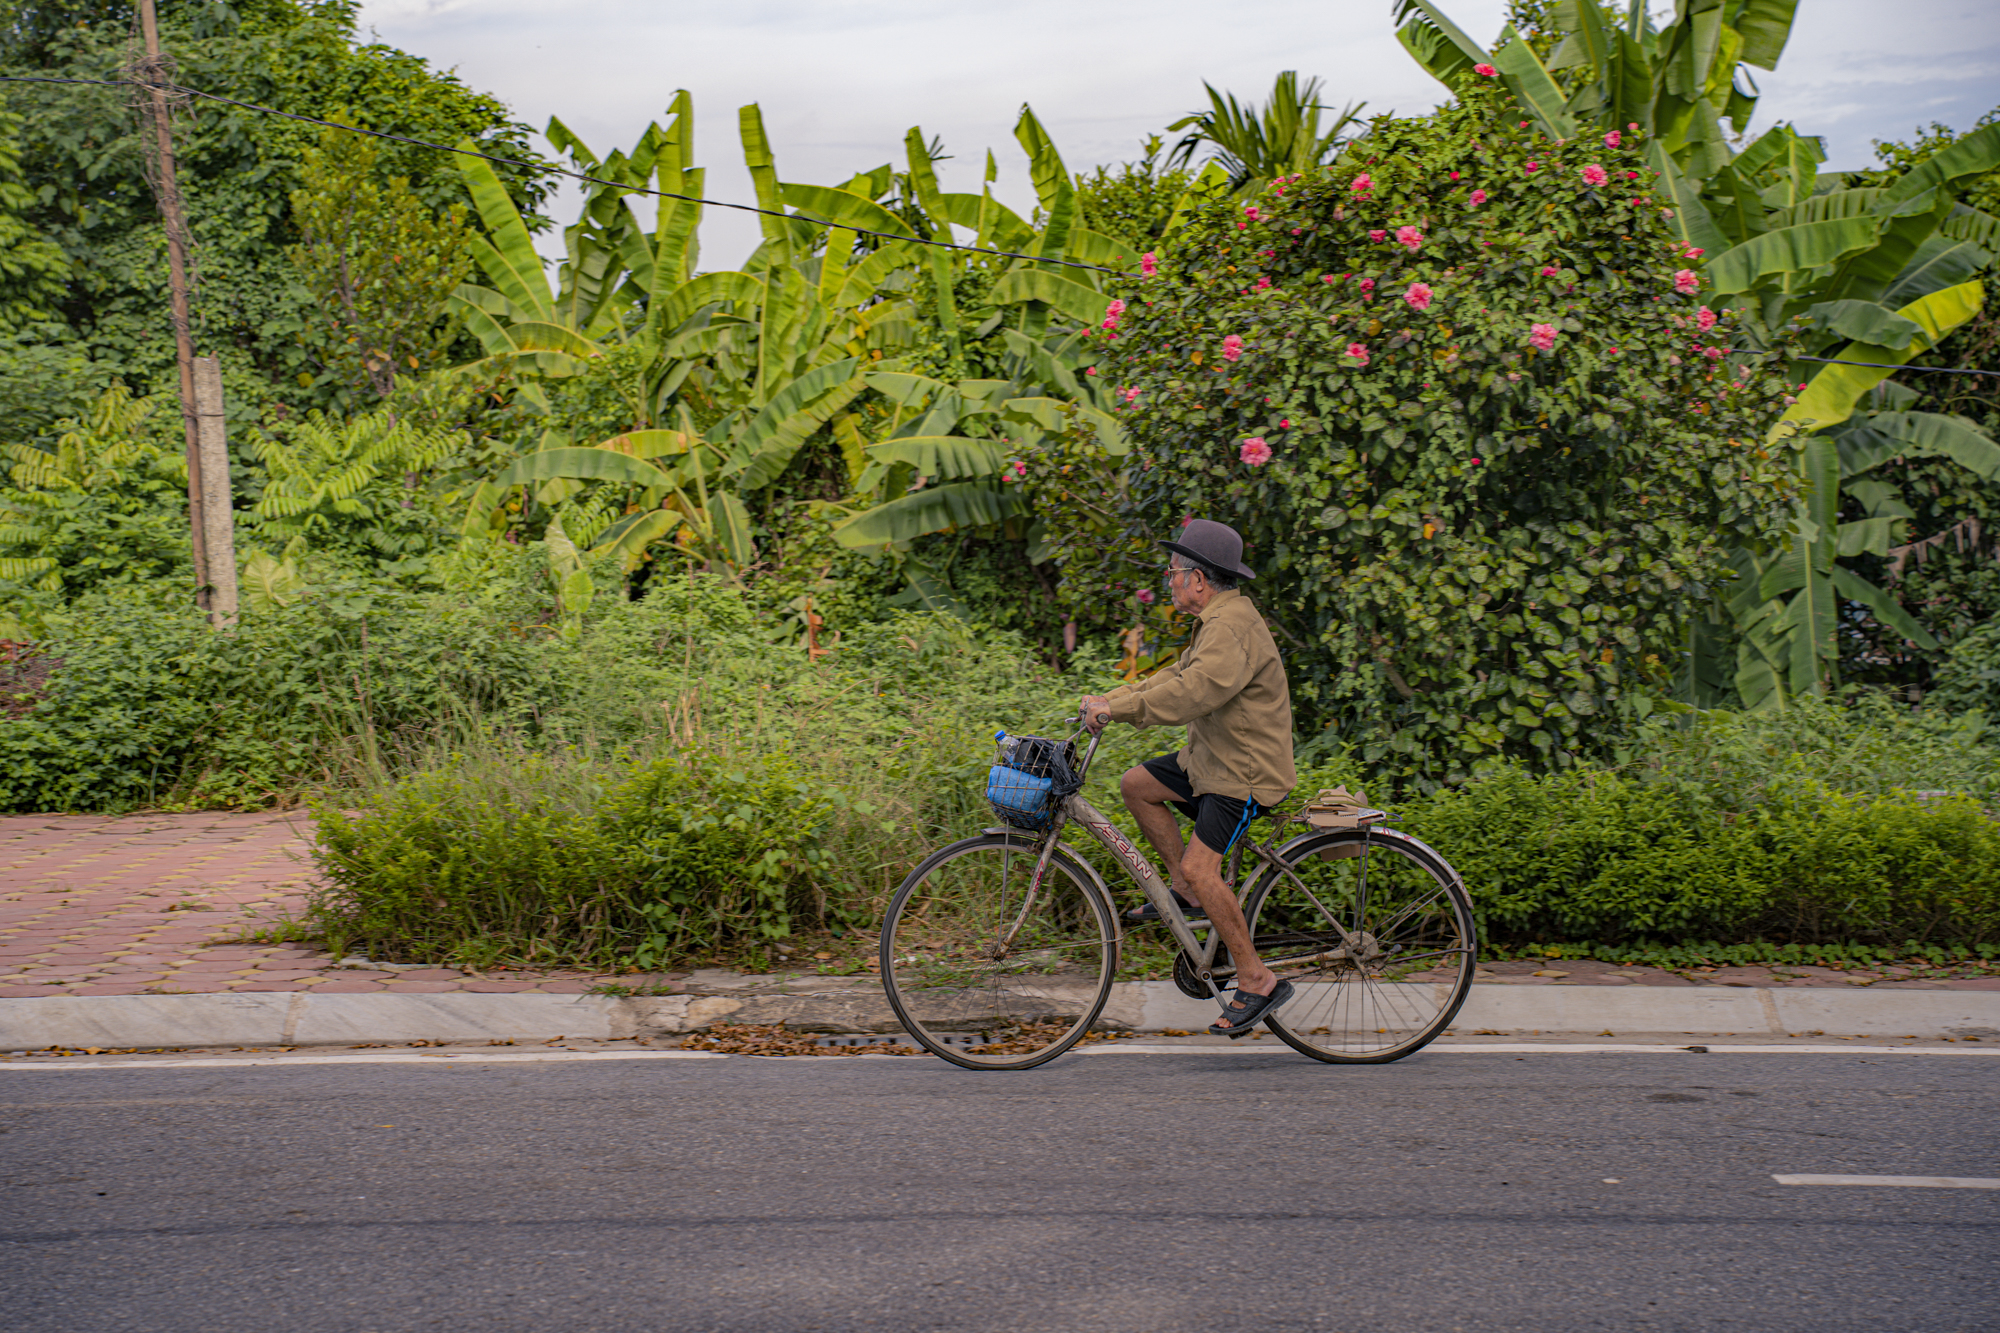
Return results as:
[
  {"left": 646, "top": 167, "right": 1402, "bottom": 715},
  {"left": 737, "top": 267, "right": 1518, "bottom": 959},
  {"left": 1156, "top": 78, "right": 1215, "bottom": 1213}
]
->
[
  {"left": 1882, "top": 235, "right": 1994, "bottom": 306},
  {"left": 488, "top": 447, "right": 677, "bottom": 492},
  {"left": 862, "top": 436, "right": 1009, "bottom": 479},
  {"left": 1491, "top": 23, "right": 1579, "bottom": 139},
  {"left": 778, "top": 183, "right": 917, "bottom": 239},
  {"left": 1705, "top": 217, "right": 1881, "bottom": 294},
  {"left": 1774, "top": 280, "right": 1984, "bottom": 439},
  {"left": 832, "top": 482, "right": 1027, "bottom": 547},
  {"left": 1835, "top": 411, "right": 2000, "bottom": 479},
  {"left": 457, "top": 144, "right": 554, "bottom": 321},
  {"left": 989, "top": 269, "right": 1115, "bottom": 325},
  {"left": 1807, "top": 300, "right": 1925, "bottom": 350}
]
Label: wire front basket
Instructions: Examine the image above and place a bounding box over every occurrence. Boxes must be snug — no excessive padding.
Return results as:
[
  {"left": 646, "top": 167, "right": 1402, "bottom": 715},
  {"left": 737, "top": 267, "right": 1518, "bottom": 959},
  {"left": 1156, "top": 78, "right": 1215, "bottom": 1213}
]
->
[{"left": 985, "top": 735, "right": 1082, "bottom": 832}]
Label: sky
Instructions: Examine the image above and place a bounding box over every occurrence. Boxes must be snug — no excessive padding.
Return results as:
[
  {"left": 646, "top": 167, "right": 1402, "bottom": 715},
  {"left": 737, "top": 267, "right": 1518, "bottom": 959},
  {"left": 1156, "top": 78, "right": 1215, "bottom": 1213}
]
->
[{"left": 351, "top": 0, "right": 2000, "bottom": 268}]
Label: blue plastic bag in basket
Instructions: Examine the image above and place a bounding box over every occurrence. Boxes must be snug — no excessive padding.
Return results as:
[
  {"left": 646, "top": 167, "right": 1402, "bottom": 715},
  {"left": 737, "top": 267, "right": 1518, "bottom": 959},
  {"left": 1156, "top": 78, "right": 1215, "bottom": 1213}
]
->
[{"left": 986, "top": 764, "right": 1056, "bottom": 829}]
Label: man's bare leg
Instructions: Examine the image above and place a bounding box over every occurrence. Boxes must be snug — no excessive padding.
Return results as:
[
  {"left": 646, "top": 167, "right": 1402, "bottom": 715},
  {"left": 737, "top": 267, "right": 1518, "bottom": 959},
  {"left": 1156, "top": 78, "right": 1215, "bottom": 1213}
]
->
[
  {"left": 1120, "top": 766, "right": 1277, "bottom": 1027},
  {"left": 1179, "top": 839, "right": 1278, "bottom": 1022},
  {"left": 1119, "top": 766, "right": 1190, "bottom": 894}
]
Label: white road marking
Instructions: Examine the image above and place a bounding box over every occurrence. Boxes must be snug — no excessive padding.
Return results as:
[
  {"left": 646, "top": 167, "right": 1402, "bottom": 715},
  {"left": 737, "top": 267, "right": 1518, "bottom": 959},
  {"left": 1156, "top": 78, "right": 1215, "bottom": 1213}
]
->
[
  {"left": 1080, "top": 1042, "right": 2000, "bottom": 1056},
  {"left": 3, "top": 1041, "right": 1996, "bottom": 1072},
  {"left": 1774, "top": 1174, "right": 2000, "bottom": 1190}
]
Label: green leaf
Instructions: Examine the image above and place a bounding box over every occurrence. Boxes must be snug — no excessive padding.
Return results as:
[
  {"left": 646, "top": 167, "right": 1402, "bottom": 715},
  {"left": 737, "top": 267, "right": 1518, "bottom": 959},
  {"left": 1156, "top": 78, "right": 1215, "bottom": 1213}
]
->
[
  {"left": 1805, "top": 300, "right": 1925, "bottom": 351},
  {"left": 1830, "top": 565, "right": 1937, "bottom": 648},
  {"left": 1491, "top": 24, "right": 1579, "bottom": 139},
  {"left": 778, "top": 183, "right": 917, "bottom": 240},
  {"left": 1881, "top": 235, "right": 1994, "bottom": 307},
  {"left": 1734, "top": 0, "right": 1800, "bottom": 69},
  {"left": 831, "top": 481, "right": 1027, "bottom": 546},
  {"left": 709, "top": 490, "right": 757, "bottom": 566},
  {"left": 1836, "top": 411, "right": 2000, "bottom": 479},
  {"left": 488, "top": 447, "right": 677, "bottom": 492},
  {"left": 1775, "top": 280, "right": 1985, "bottom": 439},
  {"left": 862, "top": 436, "right": 1009, "bottom": 479},
  {"left": 456, "top": 143, "right": 554, "bottom": 321},
  {"left": 1705, "top": 218, "right": 1882, "bottom": 294},
  {"left": 989, "top": 269, "right": 1115, "bottom": 325},
  {"left": 1834, "top": 516, "right": 1898, "bottom": 558}
]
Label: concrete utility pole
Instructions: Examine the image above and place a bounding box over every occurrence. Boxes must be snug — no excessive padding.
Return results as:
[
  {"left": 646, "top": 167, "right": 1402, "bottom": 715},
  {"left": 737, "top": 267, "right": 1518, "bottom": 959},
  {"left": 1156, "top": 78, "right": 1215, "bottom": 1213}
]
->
[
  {"left": 192, "top": 357, "right": 238, "bottom": 624},
  {"left": 134, "top": 0, "right": 218, "bottom": 618}
]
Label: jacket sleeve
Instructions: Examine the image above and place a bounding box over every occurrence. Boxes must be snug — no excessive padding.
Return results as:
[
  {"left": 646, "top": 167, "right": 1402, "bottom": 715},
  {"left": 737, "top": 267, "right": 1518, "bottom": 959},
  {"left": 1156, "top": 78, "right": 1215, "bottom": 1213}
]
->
[{"left": 1104, "top": 625, "right": 1254, "bottom": 727}]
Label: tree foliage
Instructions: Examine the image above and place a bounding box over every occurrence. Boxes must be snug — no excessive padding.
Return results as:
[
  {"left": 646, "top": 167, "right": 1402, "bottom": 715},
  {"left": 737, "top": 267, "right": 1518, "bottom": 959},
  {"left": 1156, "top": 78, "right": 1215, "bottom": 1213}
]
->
[
  {"left": 288, "top": 123, "right": 474, "bottom": 402},
  {"left": 1090, "top": 83, "right": 1801, "bottom": 787}
]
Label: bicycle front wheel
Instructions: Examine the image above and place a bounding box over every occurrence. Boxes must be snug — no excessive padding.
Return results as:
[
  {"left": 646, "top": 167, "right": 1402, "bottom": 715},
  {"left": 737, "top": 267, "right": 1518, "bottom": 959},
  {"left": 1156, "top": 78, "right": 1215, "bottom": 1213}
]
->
[
  {"left": 880, "top": 833, "right": 1119, "bottom": 1070},
  {"left": 1243, "top": 827, "right": 1476, "bottom": 1063}
]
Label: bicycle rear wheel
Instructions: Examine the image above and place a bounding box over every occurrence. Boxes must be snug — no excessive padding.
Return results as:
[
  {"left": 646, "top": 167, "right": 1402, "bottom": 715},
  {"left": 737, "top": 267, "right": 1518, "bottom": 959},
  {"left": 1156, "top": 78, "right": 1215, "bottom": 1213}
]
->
[
  {"left": 880, "top": 833, "right": 1119, "bottom": 1070},
  {"left": 1242, "top": 827, "right": 1476, "bottom": 1063}
]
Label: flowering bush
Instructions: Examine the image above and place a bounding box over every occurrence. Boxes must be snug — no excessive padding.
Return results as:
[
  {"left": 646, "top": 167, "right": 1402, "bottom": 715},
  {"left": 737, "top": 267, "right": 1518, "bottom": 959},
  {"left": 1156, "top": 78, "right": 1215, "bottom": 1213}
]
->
[{"left": 1078, "top": 84, "right": 1801, "bottom": 787}]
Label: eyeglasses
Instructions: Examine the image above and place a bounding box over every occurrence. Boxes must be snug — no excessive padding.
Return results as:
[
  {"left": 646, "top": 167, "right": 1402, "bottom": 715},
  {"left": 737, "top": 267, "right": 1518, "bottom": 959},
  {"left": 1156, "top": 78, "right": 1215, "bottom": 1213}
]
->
[{"left": 1161, "top": 563, "right": 1200, "bottom": 591}]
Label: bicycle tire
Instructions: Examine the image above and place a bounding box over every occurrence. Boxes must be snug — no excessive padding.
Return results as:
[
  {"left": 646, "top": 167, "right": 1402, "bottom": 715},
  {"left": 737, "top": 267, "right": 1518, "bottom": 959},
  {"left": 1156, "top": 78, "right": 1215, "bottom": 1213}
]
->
[
  {"left": 1241, "top": 826, "right": 1476, "bottom": 1063},
  {"left": 879, "top": 833, "right": 1120, "bottom": 1071}
]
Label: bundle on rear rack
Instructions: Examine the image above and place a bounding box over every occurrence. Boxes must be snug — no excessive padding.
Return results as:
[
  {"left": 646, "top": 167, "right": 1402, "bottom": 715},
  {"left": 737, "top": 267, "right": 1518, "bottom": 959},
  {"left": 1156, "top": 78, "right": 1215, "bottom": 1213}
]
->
[{"left": 985, "top": 732, "right": 1082, "bottom": 831}]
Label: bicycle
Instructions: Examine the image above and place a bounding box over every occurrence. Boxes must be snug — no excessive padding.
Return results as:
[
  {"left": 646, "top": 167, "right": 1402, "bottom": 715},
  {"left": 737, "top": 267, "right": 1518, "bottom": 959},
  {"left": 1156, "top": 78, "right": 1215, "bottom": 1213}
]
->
[{"left": 878, "top": 723, "right": 1479, "bottom": 1070}]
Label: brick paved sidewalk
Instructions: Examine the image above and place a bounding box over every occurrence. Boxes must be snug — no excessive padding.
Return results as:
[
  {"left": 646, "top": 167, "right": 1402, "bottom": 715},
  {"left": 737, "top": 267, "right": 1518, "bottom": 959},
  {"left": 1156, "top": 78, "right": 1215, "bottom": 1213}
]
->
[
  {"left": 0, "top": 813, "right": 629, "bottom": 999},
  {"left": 4, "top": 814, "right": 1997, "bottom": 1000}
]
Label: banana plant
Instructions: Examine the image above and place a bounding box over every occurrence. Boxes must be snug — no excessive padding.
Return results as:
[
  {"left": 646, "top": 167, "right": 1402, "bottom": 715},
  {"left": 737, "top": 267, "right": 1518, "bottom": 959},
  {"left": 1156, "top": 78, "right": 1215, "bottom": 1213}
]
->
[
  {"left": 1731, "top": 281, "right": 2000, "bottom": 706},
  {"left": 1166, "top": 70, "right": 1368, "bottom": 191}
]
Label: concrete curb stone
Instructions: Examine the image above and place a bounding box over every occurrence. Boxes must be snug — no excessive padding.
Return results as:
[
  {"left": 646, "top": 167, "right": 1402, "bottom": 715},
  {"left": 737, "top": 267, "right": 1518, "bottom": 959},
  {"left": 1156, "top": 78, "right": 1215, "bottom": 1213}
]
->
[{"left": 3, "top": 982, "right": 1996, "bottom": 1051}]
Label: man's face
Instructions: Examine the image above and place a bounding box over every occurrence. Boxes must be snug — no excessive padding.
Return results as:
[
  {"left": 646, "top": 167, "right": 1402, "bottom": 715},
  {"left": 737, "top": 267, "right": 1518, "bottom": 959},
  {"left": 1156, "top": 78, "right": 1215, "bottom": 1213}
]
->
[{"left": 1164, "top": 561, "right": 1204, "bottom": 614}]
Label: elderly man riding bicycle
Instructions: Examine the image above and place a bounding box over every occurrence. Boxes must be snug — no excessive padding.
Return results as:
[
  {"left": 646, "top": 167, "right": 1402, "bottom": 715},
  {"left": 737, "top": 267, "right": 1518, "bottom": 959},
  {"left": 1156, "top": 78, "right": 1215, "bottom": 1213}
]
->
[{"left": 1078, "top": 518, "right": 1298, "bottom": 1037}]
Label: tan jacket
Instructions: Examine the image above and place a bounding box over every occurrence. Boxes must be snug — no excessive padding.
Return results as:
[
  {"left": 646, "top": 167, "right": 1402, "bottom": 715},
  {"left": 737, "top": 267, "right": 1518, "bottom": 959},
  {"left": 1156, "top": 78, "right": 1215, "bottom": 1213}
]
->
[{"left": 1104, "top": 588, "right": 1297, "bottom": 805}]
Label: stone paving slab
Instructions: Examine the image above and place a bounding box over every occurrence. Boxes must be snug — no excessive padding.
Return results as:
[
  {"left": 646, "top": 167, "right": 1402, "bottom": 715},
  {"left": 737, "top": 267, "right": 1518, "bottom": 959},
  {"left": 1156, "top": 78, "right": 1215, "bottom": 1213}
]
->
[{"left": 0, "top": 812, "right": 638, "bottom": 998}]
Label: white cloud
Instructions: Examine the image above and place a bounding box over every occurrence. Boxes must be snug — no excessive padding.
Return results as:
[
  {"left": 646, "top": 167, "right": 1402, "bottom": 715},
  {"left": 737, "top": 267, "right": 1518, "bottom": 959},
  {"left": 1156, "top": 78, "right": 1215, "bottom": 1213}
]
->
[{"left": 353, "top": 0, "right": 1998, "bottom": 263}]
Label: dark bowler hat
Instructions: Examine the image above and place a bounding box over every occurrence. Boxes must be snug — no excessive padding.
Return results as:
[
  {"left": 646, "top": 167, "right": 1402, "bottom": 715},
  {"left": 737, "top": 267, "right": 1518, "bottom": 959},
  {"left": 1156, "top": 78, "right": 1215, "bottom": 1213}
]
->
[{"left": 1160, "top": 518, "right": 1256, "bottom": 580}]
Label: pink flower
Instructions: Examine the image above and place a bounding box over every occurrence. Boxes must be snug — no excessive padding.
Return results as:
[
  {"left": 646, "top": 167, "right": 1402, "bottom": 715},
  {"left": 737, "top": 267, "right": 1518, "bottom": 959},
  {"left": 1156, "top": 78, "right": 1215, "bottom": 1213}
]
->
[
  {"left": 1603, "top": 131, "right": 1624, "bottom": 149},
  {"left": 1628, "top": 122, "right": 1639, "bottom": 131},
  {"left": 1540, "top": 265, "right": 1558, "bottom": 277},
  {"left": 1396, "top": 225, "right": 1424, "bottom": 250},
  {"left": 1449, "top": 171, "right": 1460, "bottom": 180},
  {"left": 1255, "top": 275, "right": 1271, "bottom": 290},
  {"left": 1105, "top": 298, "right": 1126, "bottom": 318},
  {"left": 1221, "top": 334, "right": 1244, "bottom": 362},
  {"left": 1358, "top": 278, "right": 1376, "bottom": 293},
  {"left": 1696, "top": 306, "right": 1717, "bottom": 333},
  {"left": 1351, "top": 173, "right": 1373, "bottom": 193},
  {"left": 1244, "top": 205, "right": 1262, "bottom": 220},
  {"left": 1321, "top": 273, "right": 1339, "bottom": 284},
  {"left": 1369, "top": 229, "right": 1387, "bottom": 242},
  {"left": 1469, "top": 188, "right": 1488, "bottom": 205},
  {"left": 1404, "top": 282, "right": 1434, "bottom": 311},
  {"left": 1121, "top": 386, "right": 1141, "bottom": 403},
  {"left": 1136, "top": 588, "right": 1156, "bottom": 604},
  {"left": 1346, "top": 342, "right": 1371, "bottom": 367},
  {"left": 1141, "top": 251, "right": 1157, "bottom": 276},
  {"left": 1474, "top": 63, "right": 1497, "bottom": 77},
  {"left": 1683, "top": 246, "right": 1704, "bottom": 259},
  {"left": 1626, "top": 171, "right": 1640, "bottom": 179},
  {"left": 1674, "top": 269, "right": 1700, "bottom": 295},
  {"left": 1703, "top": 346, "right": 1723, "bottom": 361},
  {"left": 1529, "top": 323, "right": 1558, "bottom": 350},
  {"left": 1239, "top": 437, "right": 1272, "bottom": 466},
  {"left": 1581, "top": 163, "right": 1608, "bottom": 186},
  {"left": 1525, "top": 162, "right": 1539, "bottom": 173},
  {"left": 1279, "top": 419, "right": 1291, "bottom": 428},
  {"left": 1085, "top": 366, "right": 1098, "bottom": 375}
]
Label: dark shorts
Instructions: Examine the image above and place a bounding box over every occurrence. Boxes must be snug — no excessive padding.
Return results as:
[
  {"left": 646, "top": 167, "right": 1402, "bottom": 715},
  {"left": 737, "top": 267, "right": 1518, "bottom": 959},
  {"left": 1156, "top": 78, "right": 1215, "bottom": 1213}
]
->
[{"left": 1141, "top": 753, "right": 1263, "bottom": 856}]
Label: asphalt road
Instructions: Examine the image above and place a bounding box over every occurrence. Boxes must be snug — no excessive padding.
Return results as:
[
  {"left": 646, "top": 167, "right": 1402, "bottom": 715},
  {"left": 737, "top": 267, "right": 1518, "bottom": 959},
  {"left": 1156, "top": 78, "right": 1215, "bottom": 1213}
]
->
[{"left": 1, "top": 1047, "right": 1995, "bottom": 1332}]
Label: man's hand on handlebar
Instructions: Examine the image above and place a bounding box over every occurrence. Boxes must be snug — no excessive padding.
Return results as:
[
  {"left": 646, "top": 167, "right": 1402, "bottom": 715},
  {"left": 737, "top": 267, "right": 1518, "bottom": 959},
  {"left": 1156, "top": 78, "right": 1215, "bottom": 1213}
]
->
[{"left": 1077, "top": 694, "right": 1113, "bottom": 736}]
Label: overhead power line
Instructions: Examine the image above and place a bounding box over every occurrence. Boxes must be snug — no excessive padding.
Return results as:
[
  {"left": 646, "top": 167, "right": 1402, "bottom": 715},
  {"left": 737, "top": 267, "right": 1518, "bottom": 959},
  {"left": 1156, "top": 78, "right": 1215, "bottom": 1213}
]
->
[
  {"left": 0, "top": 73, "right": 1135, "bottom": 277},
  {"left": 7, "top": 75, "right": 1999, "bottom": 381}
]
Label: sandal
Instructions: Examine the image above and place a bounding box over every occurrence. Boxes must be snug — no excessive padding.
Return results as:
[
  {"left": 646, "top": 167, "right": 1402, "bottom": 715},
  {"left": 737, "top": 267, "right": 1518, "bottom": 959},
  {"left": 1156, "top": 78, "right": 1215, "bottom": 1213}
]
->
[
  {"left": 1123, "top": 890, "right": 1207, "bottom": 924},
  {"left": 1208, "top": 979, "right": 1295, "bottom": 1038}
]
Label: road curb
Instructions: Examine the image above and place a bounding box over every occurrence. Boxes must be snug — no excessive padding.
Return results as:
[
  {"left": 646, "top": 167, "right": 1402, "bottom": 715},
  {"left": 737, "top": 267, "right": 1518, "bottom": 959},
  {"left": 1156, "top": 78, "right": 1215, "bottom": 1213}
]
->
[{"left": 2, "top": 982, "right": 1996, "bottom": 1050}]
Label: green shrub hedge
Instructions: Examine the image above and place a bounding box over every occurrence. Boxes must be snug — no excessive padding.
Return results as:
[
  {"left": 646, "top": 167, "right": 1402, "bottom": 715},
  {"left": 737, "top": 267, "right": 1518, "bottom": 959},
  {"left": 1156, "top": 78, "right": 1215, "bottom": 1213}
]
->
[{"left": 307, "top": 749, "right": 835, "bottom": 968}]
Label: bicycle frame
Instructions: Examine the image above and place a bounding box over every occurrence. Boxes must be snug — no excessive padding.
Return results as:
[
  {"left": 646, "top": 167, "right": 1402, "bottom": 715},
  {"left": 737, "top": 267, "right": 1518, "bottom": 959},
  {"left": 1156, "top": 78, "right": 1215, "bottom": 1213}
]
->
[{"left": 995, "top": 729, "right": 1373, "bottom": 1000}]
